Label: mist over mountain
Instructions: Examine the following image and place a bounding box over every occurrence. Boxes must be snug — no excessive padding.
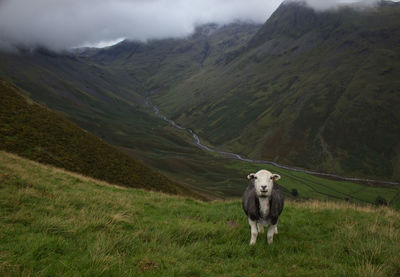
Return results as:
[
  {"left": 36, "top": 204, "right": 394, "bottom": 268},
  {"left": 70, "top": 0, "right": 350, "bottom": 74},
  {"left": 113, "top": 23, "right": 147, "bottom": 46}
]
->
[{"left": 0, "top": 0, "right": 396, "bottom": 52}]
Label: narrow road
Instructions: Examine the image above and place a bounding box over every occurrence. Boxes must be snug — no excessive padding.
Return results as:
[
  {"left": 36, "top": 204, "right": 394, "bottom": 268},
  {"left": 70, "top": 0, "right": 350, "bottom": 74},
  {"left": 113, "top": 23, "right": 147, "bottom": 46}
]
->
[{"left": 145, "top": 97, "right": 400, "bottom": 186}]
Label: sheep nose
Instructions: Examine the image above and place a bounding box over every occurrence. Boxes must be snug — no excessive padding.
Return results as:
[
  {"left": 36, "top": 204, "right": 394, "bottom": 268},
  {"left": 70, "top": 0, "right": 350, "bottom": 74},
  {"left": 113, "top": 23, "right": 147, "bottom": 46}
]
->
[{"left": 261, "top": 186, "right": 267, "bottom": 190}]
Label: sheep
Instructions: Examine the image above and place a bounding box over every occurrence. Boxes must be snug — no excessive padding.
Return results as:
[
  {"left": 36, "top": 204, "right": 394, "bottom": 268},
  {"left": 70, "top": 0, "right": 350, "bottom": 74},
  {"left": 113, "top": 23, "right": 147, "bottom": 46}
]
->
[{"left": 242, "top": 169, "right": 284, "bottom": 245}]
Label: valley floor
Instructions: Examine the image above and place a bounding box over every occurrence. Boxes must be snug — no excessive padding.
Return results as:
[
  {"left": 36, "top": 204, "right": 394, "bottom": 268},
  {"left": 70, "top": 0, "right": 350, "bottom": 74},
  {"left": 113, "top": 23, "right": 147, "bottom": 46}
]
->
[{"left": 0, "top": 151, "right": 399, "bottom": 276}]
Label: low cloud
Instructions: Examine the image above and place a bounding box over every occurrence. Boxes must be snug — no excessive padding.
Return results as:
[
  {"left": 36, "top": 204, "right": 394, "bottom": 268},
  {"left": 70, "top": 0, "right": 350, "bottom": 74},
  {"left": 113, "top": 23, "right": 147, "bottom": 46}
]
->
[
  {"left": 302, "top": 0, "right": 380, "bottom": 11},
  {"left": 0, "top": 0, "right": 282, "bottom": 51},
  {"left": 0, "top": 0, "right": 391, "bottom": 51}
]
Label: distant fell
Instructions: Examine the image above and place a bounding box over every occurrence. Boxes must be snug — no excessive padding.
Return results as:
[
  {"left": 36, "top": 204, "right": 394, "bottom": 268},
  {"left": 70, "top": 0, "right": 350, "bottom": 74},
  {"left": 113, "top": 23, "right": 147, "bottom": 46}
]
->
[{"left": 248, "top": 1, "right": 317, "bottom": 48}]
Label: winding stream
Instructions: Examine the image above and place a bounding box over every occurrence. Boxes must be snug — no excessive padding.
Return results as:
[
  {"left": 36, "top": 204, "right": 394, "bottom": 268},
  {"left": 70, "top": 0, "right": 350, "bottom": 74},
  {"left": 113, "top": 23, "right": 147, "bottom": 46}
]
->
[{"left": 146, "top": 98, "right": 399, "bottom": 186}]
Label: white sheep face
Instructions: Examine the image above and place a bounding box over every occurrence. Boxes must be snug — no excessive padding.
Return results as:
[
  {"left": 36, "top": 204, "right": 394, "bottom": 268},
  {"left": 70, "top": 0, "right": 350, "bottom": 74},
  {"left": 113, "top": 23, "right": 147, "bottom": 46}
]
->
[{"left": 247, "top": 169, "right": 281, "bottom": 197}]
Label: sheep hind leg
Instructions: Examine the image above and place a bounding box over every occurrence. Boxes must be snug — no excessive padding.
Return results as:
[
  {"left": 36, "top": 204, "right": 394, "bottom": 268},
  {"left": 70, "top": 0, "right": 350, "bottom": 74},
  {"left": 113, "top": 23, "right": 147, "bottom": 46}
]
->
[
  {"left": 267, "top": 224, "right": 277, "bottom": 245},
  {"left": 248, "top": 218, "right": 258, "bottom": 245},
  {"left": 274, "top": 225, "right": 278, "bottom": 234}
]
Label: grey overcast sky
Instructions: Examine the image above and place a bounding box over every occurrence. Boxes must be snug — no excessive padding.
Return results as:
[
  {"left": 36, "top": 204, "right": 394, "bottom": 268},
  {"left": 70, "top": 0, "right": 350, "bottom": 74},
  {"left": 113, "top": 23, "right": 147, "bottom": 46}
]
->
[{"left": 0, "top": 0, "right": 386, "bottom": 51}]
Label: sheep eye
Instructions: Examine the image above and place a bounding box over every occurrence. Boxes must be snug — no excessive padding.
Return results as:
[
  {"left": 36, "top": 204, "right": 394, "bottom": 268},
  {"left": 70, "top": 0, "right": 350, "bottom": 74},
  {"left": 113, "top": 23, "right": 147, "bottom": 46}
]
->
[
  {"left": 254, "top": 176, "right": 257, "bottom": 179},
  {"left": 270, "top": 176, "right": 274, "bottom": 180}
]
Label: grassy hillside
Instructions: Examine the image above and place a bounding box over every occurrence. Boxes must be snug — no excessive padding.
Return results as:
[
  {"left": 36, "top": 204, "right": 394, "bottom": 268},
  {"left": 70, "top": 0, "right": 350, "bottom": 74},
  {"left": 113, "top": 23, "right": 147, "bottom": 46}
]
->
[
  {"left": 0, "top": 80, "right": 199, "bottom": 198},
  {"left": 1, "top": 151, "right": 399, "bottom": 276}
]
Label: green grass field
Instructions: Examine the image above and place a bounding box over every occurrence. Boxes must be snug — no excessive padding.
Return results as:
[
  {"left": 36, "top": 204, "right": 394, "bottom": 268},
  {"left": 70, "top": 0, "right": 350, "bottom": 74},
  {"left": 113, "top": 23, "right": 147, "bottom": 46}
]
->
[
  {"left": 125, "top": 119, "right": 400, "bottom": 208},
  {"left": 1, "top": 151, "right": 399, "bottom": 276},
  {"left": 224, "top": 161, "right": 400, "bottom": 207},
  {"left": 111, "top": 102, "right": 400, "bottom": 207}
]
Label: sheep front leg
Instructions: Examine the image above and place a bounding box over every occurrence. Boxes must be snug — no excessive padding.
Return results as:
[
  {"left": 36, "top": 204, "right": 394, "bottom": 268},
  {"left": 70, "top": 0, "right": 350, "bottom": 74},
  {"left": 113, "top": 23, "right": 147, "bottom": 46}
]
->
[
  {"left": 267, "top": 224, "right": 277, "bottom": 244},
  {"left": 248, "top": 218, "right": 258, "bottom": 245},
  {"left": 257, "top": 223, "right": 264, "bottom": 234}
]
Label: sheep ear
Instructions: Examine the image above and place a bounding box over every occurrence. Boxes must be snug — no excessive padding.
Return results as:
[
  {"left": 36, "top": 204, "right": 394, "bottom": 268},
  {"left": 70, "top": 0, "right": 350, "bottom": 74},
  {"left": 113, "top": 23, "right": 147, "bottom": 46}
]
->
[
  {"left": 247, "top": 173, "right": 256, "bottom": 180},
  {"left": 272, "top": 174, "right": 281, "bottom": 181}
]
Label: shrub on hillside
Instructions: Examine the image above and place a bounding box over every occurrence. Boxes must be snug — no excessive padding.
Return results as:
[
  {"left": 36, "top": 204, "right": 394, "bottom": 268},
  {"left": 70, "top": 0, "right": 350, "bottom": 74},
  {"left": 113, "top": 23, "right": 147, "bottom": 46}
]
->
[{"left": 375, "top": 196, "right": 387, "bottom": 206}]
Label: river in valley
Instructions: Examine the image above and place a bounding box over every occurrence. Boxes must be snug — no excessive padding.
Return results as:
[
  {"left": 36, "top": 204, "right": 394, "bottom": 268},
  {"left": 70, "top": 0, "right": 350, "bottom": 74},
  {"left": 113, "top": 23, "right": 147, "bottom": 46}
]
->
[{"left": 145, "top": 97, "right": 399, "bottom": 186}]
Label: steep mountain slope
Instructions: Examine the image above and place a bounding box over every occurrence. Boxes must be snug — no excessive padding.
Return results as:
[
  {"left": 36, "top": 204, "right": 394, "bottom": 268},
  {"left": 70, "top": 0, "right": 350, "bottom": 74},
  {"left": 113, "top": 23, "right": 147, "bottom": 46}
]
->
[
  {"left": 0, "top": 47, "right": 149, "bottom": 139},
  {"left": 0, "top": 79, "right": 200, "bottom": 198},
  {"left": 151, "top": 1, "right": 400, "bottom": 181}
]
